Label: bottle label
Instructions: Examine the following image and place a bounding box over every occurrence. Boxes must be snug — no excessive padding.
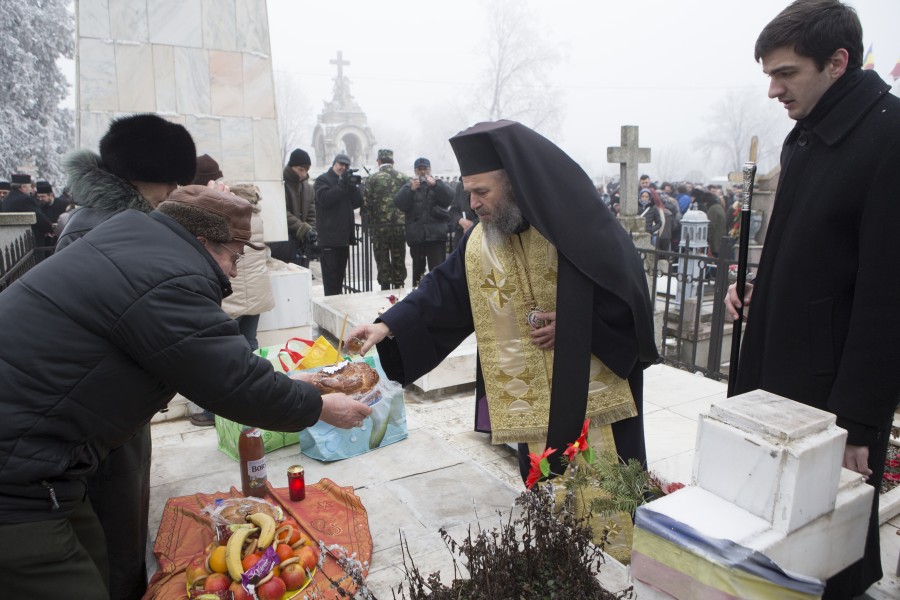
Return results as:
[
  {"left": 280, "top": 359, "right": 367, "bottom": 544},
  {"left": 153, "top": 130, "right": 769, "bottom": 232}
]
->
[{"left": 245, "top": 457, "right": 267, "bottom": 489}]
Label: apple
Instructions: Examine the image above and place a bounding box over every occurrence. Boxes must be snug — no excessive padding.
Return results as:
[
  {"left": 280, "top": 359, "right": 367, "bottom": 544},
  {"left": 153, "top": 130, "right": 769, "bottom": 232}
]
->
[
  {"left": 229, "top": 581, "right": 252, "bottom": 600},
  {"left": 281, "top": 562, "right": 307, "bottom": 591},
  {"left": 185, "top": 554, "right": 209, "bottom": 585},
  {"left": 296, "top": 546, "right": 319, "bottom": 573},
  {"left": 256, "top": 575, "right": 287, "bottom": 600},
  {"left": 204, "top": 572, "right": 231, "bottom": 593}
]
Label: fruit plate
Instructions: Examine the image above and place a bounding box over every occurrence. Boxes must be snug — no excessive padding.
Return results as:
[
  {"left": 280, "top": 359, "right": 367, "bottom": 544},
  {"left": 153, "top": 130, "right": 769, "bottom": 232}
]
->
[{"left": 186, "top": 567, "right": 315, "bottom": 599}]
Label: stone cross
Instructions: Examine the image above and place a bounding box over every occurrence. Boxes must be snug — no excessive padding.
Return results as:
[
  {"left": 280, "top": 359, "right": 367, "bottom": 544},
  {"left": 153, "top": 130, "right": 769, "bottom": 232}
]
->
[
  {"left": 607, "top": 125, "right": 651, "bottom": 217},
  {"left": 330, "top": 51, "right": 350, "bottom": 101}
]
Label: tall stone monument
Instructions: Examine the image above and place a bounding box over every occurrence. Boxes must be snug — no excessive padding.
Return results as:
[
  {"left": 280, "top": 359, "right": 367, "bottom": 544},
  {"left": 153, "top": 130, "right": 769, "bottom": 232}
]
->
[
  {"left": 608, "top": 125, "right": 651, "bottom": 242},
  {"left": 311, "top": 51, "right": 377, "bottom": 168},
  {"left": 74, "top": 0, "right": 287, "bottom": 241}
]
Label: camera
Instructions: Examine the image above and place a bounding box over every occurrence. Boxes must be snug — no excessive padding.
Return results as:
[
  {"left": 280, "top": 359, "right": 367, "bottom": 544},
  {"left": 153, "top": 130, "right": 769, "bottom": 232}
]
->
[
  {"left": 418, "top": 176, "right": 428, "bottom": 186},
  {"left": 344, "top": 168, "right": 362, "bottom": 186}
]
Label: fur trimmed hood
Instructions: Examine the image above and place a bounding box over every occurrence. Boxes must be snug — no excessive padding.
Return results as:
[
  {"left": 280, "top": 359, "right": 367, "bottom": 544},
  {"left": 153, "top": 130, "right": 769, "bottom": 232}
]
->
[{"left": 64, "top": 149, "right": 153, "bottom": 213}]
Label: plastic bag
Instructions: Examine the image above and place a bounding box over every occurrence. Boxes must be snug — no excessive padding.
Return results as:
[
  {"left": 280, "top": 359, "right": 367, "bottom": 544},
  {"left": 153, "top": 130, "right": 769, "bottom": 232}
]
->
[
  {"left": 201, "top": 496, "right": 284, "bottom": 543},
  {"left": 297, "top": 336, "right": 341, "bottom": 369}
]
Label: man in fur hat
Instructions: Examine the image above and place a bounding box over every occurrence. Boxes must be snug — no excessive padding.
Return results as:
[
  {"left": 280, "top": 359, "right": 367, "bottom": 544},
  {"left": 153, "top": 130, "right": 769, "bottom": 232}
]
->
[
  {"left": 2, "top": 173, "right": 55, "bottom": 251},
  {"left": 0, "top": 186, "right": 371, "bottom": 598},
  {"left": 54, "top": 113, "right": 198, "bottom": 600}
]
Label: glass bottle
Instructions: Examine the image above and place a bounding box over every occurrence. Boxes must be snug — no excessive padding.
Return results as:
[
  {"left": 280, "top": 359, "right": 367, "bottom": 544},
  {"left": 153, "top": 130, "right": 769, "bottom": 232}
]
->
[{"left": 238, "top": 427, "right": 267, "bottom": 497}]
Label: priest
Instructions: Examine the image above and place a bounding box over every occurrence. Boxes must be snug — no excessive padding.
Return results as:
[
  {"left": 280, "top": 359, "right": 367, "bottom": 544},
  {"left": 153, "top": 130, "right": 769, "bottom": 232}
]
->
[{"left": 350, "top": 120, "right": 657, "bottom": 478}]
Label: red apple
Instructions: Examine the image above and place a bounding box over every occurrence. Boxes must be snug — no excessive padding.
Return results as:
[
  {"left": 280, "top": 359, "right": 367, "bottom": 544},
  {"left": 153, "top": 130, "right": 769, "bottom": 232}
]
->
[
  {"left": 256, "top": 575, "right": 287, "bottom": 600},
  {"left": 204, "top": 572, "right": 231, "bottom": 593},
  {"left": 185, "top": 554, "right": 209, "bottom": 585},
  {"left": 229, "top": 581, "right": 252, "bottom": 600},
  {"left": 296, "top": 546, "right": 319, "bottom": 573},
  {"left": 281, "top": 562, "right": 307, "bottom": 591}
]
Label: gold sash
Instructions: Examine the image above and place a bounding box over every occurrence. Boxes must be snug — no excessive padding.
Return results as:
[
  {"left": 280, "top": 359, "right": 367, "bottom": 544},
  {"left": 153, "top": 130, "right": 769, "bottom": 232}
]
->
[{"left": 465, "top": 225, "right": 637, "bottom": 444}]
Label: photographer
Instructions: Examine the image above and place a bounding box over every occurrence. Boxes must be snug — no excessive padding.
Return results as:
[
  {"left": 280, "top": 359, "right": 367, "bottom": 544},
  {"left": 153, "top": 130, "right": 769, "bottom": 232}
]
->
[
  {"left": 314, "top": 153, "right": 363, "bottom": 295},
  {"left": 393, "top": 157, "right": 453, "bottom": 286}
]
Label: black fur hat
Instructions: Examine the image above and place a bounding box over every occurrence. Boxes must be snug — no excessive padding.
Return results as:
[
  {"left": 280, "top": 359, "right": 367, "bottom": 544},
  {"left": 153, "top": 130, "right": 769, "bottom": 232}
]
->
[{"left": 100, "top": 114, "right": 197, "bottom": 185}]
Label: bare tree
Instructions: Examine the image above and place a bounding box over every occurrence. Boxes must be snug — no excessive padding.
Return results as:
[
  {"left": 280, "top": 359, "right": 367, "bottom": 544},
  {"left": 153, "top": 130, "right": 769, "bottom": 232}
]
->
[
  {"left": 693, "top": 89, "right": 789, "bottom": 175},
  {"left": 274, "top": 73, "right": 315, "bottom": 165},
  {"left": 475, "top": 0, "right": 563, "bottom": 134}
]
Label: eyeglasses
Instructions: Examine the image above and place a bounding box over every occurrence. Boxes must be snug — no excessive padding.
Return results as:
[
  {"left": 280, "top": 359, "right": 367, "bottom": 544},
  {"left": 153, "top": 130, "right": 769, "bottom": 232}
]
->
[{"left": 211, "top": 241, "right": 244, "bottom": 266}]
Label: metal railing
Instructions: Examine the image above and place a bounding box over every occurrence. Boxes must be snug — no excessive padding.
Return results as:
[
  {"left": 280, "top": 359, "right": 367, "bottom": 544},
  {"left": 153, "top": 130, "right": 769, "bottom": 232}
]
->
[
  {"left": 0, "top": 231, "right": 36, "bottom": 293},
  {"left": 637, "top": 237, "right": 757, "bottom": 381}
]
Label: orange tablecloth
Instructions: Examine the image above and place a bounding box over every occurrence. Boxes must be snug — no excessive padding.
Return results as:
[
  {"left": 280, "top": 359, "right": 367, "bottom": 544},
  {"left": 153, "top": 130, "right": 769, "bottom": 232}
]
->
[{"left": 142, "top": 479, "right": 372, "bottom": 599}]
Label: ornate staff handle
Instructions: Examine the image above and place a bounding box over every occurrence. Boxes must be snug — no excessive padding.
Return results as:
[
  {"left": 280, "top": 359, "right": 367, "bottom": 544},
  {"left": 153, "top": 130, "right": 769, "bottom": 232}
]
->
[{"left": 727, "top": 162, "right": 757, "bottom": 396}]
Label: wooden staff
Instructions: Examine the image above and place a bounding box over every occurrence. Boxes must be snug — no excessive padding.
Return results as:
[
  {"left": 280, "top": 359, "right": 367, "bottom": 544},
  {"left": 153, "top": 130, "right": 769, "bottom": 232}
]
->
[{"left": 727, "top": 160, "right": 758, "bottom": 396}]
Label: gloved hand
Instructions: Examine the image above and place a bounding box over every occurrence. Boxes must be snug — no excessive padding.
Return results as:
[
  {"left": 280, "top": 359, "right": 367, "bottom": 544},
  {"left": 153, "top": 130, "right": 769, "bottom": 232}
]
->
[
  {"left": 339, "top": 169, "right": 351, "bottom": 186},
  {"left": 295, "top": 221, "right": 313, "bottom": 243}
]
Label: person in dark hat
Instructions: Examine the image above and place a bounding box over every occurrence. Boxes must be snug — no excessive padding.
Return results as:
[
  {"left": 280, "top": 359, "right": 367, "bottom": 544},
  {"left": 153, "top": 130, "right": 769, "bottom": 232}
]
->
[
  {"left": 393, "top": 157, "right": 453, "bottom": 286},
  {"left": 57, "top": 113, "right": 198, "bottom": 250},
  {"left": 363, "top": 148, "right": 409, "bottom": 289},
  {"left": 1, "top": 173, "right": 55, "bottom": 254},
  {"left": 270, "top": 148, "right": 317, "bottom": 267},
  {"left": 0, "top": 181, "right": 10, "bottom": 201},
  {"left": 53, "top": 113, "right": 197, "bottom": 600},
  {"left": 0, "top": 185, "right": 370, "bottom": 598},
  {"left": 36, "top": 181, "right": 68, "bottom": 226},
  {"left": 314, "top": 153, "right": 362, "bottom": 295},
  {"left": 349, "top": 120, "right": 657, "bottom": 485}
]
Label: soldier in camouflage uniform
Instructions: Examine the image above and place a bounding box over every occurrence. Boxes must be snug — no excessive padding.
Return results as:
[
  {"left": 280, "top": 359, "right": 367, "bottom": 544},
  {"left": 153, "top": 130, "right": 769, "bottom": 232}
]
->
[{"left": 363, "top": 149, "right": 409, "bottom": 289}]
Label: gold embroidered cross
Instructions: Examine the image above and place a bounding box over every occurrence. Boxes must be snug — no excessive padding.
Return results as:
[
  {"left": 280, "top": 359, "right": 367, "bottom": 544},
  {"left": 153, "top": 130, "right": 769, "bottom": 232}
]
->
[{"left": 481, "top": 268, "right": 515, "bottom": 308}]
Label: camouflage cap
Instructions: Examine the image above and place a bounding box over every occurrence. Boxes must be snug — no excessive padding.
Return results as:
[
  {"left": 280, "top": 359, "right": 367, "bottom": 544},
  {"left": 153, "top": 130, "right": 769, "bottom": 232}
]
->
[{"left": 377, "top": 149, "right": 394, "bottom": 162}]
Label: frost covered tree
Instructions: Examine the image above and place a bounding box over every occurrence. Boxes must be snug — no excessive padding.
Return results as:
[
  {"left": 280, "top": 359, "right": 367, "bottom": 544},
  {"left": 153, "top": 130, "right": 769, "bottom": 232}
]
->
[{"left": 0, "top": 0, "right": 74, "bottom": 187}]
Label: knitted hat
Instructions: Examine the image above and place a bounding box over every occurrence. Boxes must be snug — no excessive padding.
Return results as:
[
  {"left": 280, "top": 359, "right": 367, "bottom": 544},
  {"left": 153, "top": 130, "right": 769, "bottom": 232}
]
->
[
  {"left": 100, "top": 114, "right": 196, "bottom": 185},
  {"left": 192, "top": 154, "right": 223, "bottom": 185},
  {"left": 160, "top": 185, "right": 264, "bottom": 250},
  {"left": 413, "top": 157, "right": 431, "bottom": 169},
  {"left": 36, "top": 180, "right": 53, "bottom": 195},
  {"left": 288, "top": 148, "right": 311, "bottom": 167},
  {"left": 333, "top": 153, "right": 351, "bottom": 166}
]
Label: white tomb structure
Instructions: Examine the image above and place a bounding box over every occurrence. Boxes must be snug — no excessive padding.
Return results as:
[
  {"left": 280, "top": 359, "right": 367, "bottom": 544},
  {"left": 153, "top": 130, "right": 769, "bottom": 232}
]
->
[{"left": 632, "top": 389, "right": 873, "bottom": 599}]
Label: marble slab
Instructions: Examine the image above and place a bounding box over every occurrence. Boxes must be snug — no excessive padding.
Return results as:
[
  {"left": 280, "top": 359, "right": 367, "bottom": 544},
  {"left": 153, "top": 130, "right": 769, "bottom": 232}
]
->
[
  {"left": 148, "top": 0, "right": 202, "bottom": 48},
  {"left": 185, "top": 116, "right": 222, "bottom": 160},
  {"left": 243, "top": 54, "right": 276, "bottom": 119},
  {"left": 109, "top": 0, "right": 148, "bottom": 42},
  {"left": 201, "top": 0, "right": 237, "bottom": 52},
  {"left": 209, "top": 50, "right": 244, "bottom": 116},
  {"left": 219, "top": 117, "right": 255, "bottom": 181},
  {"left": 79, "top": 38, "right": 118, "bottom": 111},
  {"left": 235, "top": 0, "right": 271, "bottom": 55},
  {"left": 114, "top": 42, "right": 156, "bottom": 111},
  {"left": 78, "top": 0, "right": 110, "bottom": 39},
  {"left": 151, "top": 44, "right": 177, "bottom": 113},
  {"left": 174, "top": 47, "right": 211, "bottom": 115},
  {"left": 257, "top": 267, "right": 312, "bottom": 331},
  {"left": 252, "top": 119, "right": 281, "bottom": 179},
  {"left": 696, "top": 392, "right": 846, "bottom": 532}
]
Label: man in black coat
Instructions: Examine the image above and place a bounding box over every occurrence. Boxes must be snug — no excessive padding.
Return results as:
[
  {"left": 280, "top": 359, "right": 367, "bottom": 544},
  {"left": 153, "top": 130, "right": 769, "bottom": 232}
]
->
[
  {"left": 1, "top": 173, "right": 55, "bottom": 250},
  {"left": 314, "top": 153, "right": 363, "bottom": 295},
  {"left": 393, "top": 157, "right": 453, "bottom": 286},
  {"left": 726, "top": 1, "right": 900, "bottom": 596},
  {"left": 0, "top": 186, "right": 372, "bottom": 598}
]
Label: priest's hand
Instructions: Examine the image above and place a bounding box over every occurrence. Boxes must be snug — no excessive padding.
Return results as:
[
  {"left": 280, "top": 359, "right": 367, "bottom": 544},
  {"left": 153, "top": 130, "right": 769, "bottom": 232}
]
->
[
  {"left": 318, "top": 392, "right": 372, "bottom": 429},
  {"left": 347, "top": 322, "right": 392, "bottom": 357},
  {"left": 725, "top": 282, "right": 753, "bottom": 320},
  {"left": 529, "top": 311, "right": 556, "bottom": 349},
  {"left": 843, "top": 444, "right": 872, "bottom": 480}
]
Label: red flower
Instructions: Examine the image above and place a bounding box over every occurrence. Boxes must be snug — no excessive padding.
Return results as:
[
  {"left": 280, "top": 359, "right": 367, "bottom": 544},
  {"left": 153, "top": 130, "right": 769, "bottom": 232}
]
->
[
  {"left": 563, "top": 419, "right": 591, "bottom": 461},
  {"left": 889, "top": 459, "right": 899, "bottom": 469},
  {"left": 387, "top": 294, "right": 399, "bottom": 305},
  {"left": 663, "top": 482, "right": 686, "bottom": 494},
  {"left": 886, "top": 473, "right": 900, "bottom": 482},
  {"left": 525, "top": 447, "right": 557, "bottom": 489}
]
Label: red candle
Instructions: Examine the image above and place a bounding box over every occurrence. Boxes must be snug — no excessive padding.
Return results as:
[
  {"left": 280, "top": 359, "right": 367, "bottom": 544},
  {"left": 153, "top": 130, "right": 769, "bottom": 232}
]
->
[{"left": 287, "top": 465, "right": 305, "bottom": 501}]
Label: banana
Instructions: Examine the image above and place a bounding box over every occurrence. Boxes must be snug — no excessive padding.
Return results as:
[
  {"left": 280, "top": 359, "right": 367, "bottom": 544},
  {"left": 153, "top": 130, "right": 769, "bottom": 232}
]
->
[
  {"left": 248, "top": 512, "right": 276, "bottom": 549},
  {"left": 225, "top": 525, "right": 257, "bottom": 581}
]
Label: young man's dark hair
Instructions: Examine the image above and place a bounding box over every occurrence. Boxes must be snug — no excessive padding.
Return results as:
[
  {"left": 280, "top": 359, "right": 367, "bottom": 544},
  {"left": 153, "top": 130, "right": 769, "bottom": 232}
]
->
[{"left": 754, "top": 0, "right": 863, "bottom": 70}]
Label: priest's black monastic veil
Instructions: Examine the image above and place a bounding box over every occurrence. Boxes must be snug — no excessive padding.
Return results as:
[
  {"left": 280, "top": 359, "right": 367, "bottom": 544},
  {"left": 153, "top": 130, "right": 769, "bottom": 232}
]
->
[{"left": 379, "top": 120, "right": 657, "bottom": 472}]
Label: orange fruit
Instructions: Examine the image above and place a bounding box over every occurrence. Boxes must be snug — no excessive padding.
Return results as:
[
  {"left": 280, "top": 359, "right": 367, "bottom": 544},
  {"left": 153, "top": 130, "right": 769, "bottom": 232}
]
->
[
  {"left": 241, "top": 551, "right": 262, "bottom": 571},
  {"left": 208, "top": 545, "right": 228, "bottom": 574},
  {"left": 275, "top": 544, "right": 294, "bottom": 562}
]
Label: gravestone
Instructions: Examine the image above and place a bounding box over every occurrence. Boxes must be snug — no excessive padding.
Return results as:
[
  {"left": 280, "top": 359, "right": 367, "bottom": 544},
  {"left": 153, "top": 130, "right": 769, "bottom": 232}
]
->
[
  {"left": 607, "top": 125, "right": 651, "bottom": 237},
  {"left": 632, "top": 389, "right": 873, "bottom": 599}
]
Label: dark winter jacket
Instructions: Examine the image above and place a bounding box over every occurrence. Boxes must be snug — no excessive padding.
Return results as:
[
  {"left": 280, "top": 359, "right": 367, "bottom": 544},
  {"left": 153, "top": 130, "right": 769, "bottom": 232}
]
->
[
  {"left": 313, "top": 168, "right": 362, "bottom": 247},
  {"left": 449, "top": 180, "right": 479, "bottom": 249},
  {"left": 393, "top": 179, "right": 453, "bottom": 246},
  {"left": 283, "top": 165, "right": 316, "bottom": 242},
  {"left": 56, "top": 150, "right": 150, "bottom": 250},
  {"left": 0, "top": 210, "right": 323, "bottom": 524}
]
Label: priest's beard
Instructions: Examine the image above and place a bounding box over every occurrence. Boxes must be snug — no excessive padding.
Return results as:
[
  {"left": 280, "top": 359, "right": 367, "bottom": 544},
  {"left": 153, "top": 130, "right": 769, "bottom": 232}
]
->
[{"left": 482, "top": 183, "right": 525, "bottom": 247}]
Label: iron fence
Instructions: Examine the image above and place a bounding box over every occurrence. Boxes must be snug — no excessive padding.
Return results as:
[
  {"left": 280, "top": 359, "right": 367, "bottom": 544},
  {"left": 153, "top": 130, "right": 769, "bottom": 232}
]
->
[
  {"left": 0, "top": 231, "right": 36, "bottom": 293},
  {"left": 636, "top": 237, "right": 758, "bottom": 381}
]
